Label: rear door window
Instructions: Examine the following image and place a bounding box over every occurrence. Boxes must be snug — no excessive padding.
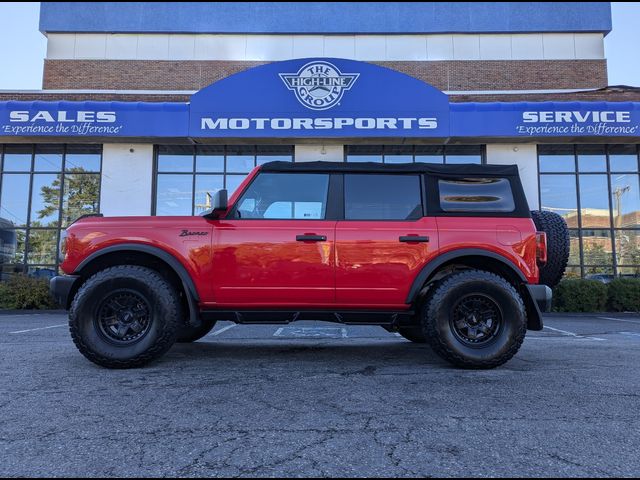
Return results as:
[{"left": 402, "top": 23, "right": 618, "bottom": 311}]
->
[{"left": 344, "top": 174, "right": 423, "bottom": 220}]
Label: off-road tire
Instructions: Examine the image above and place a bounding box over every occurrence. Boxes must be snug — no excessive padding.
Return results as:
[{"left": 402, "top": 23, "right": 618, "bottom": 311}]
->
[
  {"left": 69, "top": 265, "right": 181, "bottom": 369},
  {"left": 531, "top": 210, "right": 570, "bottom": 288},
  {"left": 422, "top": 270, "right": 527, "bottom": 369},
  {"left": 397, "top": 326, "right": 427, "bottom": 343},
  {"left": 177, "top": 318, "right": 217, "bottom": 343}
]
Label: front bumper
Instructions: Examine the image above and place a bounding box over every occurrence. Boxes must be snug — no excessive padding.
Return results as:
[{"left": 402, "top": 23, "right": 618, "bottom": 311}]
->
[
  {"left": 49, "top": 275, "right": 80, "bottom": 309},
  {"left": 526, "top": 284, "right": 553, "bottom": 313}
]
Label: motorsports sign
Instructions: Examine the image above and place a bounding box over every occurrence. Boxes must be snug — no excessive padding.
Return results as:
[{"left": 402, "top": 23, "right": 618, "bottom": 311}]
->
[{"left": 1, "top": 58, "right": 639, "bottom": 139}]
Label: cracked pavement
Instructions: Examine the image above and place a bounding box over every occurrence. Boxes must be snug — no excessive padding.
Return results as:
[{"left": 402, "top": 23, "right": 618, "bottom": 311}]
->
[{"left": 1, "top": 313, "right": 640, "bottom": 477}]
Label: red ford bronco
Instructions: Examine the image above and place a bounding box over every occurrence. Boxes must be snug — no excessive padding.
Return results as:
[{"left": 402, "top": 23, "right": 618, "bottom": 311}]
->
[{"left": 50, "top": 162, "right": 569, "bottom": 369}]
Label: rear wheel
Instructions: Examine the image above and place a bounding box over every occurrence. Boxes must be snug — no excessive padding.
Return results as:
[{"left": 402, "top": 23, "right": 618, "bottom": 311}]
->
[
  {"left": 177, "top": 318, "right": 217, "bottom": 343},
  {"left": 422, "top": 270, "right": 526, "bottom": 369},
  {"left": 69, "top": 265, "right": 181, "bottom": 369}
]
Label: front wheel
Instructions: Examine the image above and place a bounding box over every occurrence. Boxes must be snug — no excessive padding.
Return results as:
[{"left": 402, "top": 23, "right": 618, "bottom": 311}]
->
[
  {"left": 422, "top": 270, "right": 526, "bottom": 369},
  {"left": 69, "top": 266, "right": 182, "bottom": 369}
]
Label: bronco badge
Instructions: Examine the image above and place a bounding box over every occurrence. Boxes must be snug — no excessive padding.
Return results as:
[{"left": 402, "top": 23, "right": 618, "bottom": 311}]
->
[{"left": 279, "top": 61, "right": 359, "bottom": 111}]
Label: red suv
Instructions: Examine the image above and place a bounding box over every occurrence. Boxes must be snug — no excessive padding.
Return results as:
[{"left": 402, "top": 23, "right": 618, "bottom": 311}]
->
[{"left": 50, "top": 162, "right": 569, "bottom": 369}]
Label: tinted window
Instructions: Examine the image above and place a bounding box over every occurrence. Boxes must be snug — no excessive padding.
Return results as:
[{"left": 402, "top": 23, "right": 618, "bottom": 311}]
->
[
  {"left": 345, "top": 174, "right": 422, "bottom": 220},
  {"left": 236, "top": 173, "right": 329, "bottom": 220},
  {"left": 439, "top": 178, "right": 515, "bottom": 213}
]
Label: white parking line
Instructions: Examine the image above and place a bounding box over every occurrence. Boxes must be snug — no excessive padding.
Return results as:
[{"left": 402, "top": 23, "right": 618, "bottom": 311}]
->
[
  {"left": 9, "top": 324, "right": 67, "bottom": 334},
  {"left": 599, "top": 316, "right": 640, "bottom": 325},
  {"left": 543, "top": 325, "right": 606, "bottom": 341},
  {"left": 206, "top": 324, "right": 237, "bottom": 337}
]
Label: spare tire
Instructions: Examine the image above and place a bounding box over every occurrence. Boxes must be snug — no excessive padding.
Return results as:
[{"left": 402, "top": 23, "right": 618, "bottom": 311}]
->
[{"left": 530, "top": 210, "right": 570, "bottom": 288}]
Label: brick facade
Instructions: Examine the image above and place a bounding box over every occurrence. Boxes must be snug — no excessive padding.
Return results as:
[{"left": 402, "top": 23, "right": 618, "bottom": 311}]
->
[{"left": 42, "top": 59, "right": 608, "bottom": 92}]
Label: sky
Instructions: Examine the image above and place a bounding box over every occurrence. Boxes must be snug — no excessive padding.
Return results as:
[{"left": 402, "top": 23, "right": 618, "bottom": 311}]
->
[{"left": 0, "top": 2, "right": 639, "bottom": 89}]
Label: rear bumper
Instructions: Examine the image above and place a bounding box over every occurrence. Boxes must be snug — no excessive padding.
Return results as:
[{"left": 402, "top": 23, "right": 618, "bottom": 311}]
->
[
  {"left": 527, "top": 284, "right": 553, "bottom": 313},
  {"left": 49, "top": 275, "right": 80, "bottom": 309}
]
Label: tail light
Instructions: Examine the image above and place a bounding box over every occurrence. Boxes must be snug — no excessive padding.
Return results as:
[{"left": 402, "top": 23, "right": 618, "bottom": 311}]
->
[
  {"left": 536, "top": 231, "right": 547, "bottom": 264},
  {"left": 58, "top": 230, "right": 68, "bottom": 263}
]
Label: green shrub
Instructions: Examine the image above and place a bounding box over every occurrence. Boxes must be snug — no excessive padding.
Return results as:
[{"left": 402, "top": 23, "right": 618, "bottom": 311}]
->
[
  {"left": 553, "top": 279, "right": 608, "bottom": 312},
  {"left": 0, "top": 275, "right": 59, "bottom": 310},
  {"left": 607, "top": 278, "right": 640, "bottom": 312}
]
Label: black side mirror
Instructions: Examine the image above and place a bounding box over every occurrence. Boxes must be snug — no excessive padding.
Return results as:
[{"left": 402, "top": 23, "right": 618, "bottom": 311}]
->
[{"left": 201, "top": 189, "right": 228, "bottom": 219}]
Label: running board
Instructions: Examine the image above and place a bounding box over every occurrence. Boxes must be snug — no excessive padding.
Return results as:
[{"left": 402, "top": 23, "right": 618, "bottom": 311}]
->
[{"left": 201, "top": 310, "right": 416, "bottom": 326}]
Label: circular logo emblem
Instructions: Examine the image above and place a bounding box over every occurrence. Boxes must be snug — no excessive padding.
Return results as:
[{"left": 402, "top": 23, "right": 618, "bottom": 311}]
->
[{"left": 279, "top": 61, "right": 359, "bottom": 111}]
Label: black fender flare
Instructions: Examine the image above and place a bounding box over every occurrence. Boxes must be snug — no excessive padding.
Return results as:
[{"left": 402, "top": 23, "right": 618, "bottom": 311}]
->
[
  {"left": 406, "top": 248, "right": 542, "bottom": 331},
  {"left": 75, "top": 243, "right": 201, "bottom": 325}
]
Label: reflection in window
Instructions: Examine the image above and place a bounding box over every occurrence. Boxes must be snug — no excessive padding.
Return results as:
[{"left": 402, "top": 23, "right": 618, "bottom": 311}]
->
[
  {"left": 0, "top": 144, "right": 102, "bottom": 277},
  {"left": 538, "top": 145, "right": 575, "bottom": 173},
  {"left": 31, "top": 174, "right": 60, "bottom": 227},
  {"left": 345, "top": 174, "right": 422, "bottom": 220},
  {"left": 609, "top": 145, "right": 639, "bottom": 172},
  {"left": 579, "top": 175, "right": 610, "bottom": 228},
  {"left": 616, "top": 230, "right": 640, "bottom": 269},
  {"left": 540, "top": 175, "right": 578, "bottom": 226},
  {"left": 539, "top": 144, "right": 640, "bottom": 278},
  {"left": 154, "top": 145, "right": 294, "bottom": 216},
  {"left": 439, "top": 178, "right": 514, "bottom": 213},
  {"left": 610, "top": 174, "right": 640, "bottom": 229},
  {"left": 156, "top": 175, "right": 193, "bottom": 216},
  {"left": 577, "top": 145, "right": 606, "bottom": 173},
  {"left": 236, "top": 173, "right": 329, "bottom": 220}
]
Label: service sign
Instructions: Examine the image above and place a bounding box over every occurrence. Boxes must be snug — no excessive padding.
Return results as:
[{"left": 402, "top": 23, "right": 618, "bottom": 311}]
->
[
  {"left": 189, "top": 57, "right": 451, "bottom": 138},
  {"left": 0, "top": 101, "right": 189, "bottom": 137},
  {"left": 450, "top": 102, "right": 640, "bottom": 137}
]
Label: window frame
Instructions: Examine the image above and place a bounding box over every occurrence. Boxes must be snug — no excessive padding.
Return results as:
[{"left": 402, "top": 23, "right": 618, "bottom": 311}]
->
[
  {"left": 227, "top": 172, "right": 340, "bottom": 221},
  {"left": 537, "top": 144, "right": 640, "bottom": 278},
  {"left": 0, "top": 143, "right": 102, "bottom": 276}
]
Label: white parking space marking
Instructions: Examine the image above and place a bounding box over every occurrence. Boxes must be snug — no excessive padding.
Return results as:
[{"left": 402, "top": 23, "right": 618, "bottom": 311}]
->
[
  {"left": 9, "top": 324, "right": 67, "bottom": 334},
  {"left": 543, "top": 325, "right": 605, "bottom": 341},
  {"left": 599, "top": 316, "right": 640, "bottom": 325},
  {"left": 206, "top": 324, "right": 237, "bottom": 337},
  {"left": 274, "top": 327, "right": 348, "bottom": 338}
]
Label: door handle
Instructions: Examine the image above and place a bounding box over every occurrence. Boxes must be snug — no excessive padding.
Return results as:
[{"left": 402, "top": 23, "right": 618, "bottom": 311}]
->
[
  {"left": 296, "top": 234, "right": 327, "bottom": 242},
  {"left": 399, "top": 235, "right": 430, "bottom": 243}
]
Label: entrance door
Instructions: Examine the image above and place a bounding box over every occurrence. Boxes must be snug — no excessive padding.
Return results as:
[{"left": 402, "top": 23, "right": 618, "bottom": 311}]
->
[
  {"left": 211, "top": 172, "right": 336, "bottom": 307},
  {"left": 335, "top": 173, "right": 438, "bottom": 307}
]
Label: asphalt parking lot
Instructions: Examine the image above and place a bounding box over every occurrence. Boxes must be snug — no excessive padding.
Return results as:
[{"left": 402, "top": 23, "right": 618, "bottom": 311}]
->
[{"left": 1, "top": 312, "right": 640, "bottom": 477}]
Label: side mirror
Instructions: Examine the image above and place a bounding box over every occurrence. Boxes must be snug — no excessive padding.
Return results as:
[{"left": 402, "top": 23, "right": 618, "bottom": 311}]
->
[{"left": 201, "top": 189, "right": 228, "bottom": 219}]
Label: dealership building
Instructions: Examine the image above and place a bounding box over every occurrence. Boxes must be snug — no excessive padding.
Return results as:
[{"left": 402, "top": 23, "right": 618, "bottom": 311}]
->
[{"left": 0, "top": 2, "right": 639, "bottom": 279}]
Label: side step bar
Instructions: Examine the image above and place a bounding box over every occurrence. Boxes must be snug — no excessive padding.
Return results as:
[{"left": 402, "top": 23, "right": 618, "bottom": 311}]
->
[{"left": 201, "top": 309, "right": 416, "bottom": 326}]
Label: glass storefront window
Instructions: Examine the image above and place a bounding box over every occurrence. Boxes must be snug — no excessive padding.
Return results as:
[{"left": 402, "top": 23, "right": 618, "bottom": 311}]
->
[
  {"left": 0, "top": 144, "right": 102, "bottom": 278},
  {"left": 578, "top": 174, "right": 611, "bottom": 228},
  {"left": 539, "top": 175, "right": 578, "bottom": 227},
  {"left": 539, "top": 144, "right": 640, "bottom": 278},
  {"left": 538, "top": 145, "right": 575, "bottom": 173},
  {"left": 609, "top": 145, "right": 639, "bottom": 172},
  {"left": 577, "top": 145, "right": 607, "bottom": 173},
  {"left": 154, "top": 145, "right": 294, "bottom": 215}
]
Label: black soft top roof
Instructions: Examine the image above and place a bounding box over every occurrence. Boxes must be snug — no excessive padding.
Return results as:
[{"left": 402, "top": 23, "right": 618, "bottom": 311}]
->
[{"left": 260, "top": 161, "right": 520, "bottom": 177}]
